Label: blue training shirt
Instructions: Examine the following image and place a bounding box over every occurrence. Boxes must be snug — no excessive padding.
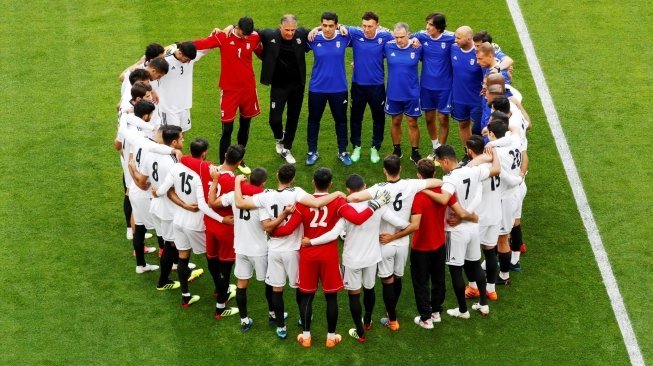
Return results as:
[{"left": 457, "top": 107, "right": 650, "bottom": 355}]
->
[
  {"left": 384, "top": 41, "right": 422, "bottom": 101},
  {"left": 347, "top": 26, "right": 394, "bottom": 86},
  {"left": 307, "top": 32, "right": 351, "bottom": 93},
  {"left": 451, "top": 44, "right": 483, "bottom": 105},
  {"left": 414, "top": 30, "right": 455, "bottom": 91}
]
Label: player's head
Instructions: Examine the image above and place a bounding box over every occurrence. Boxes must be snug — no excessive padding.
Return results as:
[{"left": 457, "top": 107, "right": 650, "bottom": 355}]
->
[
  {"left": 473, "top": 30, "right": 492, "bottom": 49},
  {"left": 476, "top": 42, "right": 495, "bottom": 68},
  {"left": 129, "top": 68, "right": 151, "bottom": 86},
  {"left": 466, "top": 135, "right": 486, "bottom": 157},
  {"left": 416, "top": 158, "right": 436, "bottom": 179},
  {"left": 249, "top": 168, "right": 268, "bottom": 187},
  {"left": 276, "top": 163, "right": 296, "bottom": 185},
  {"left": 425, "top": 13, "right": 446, "bottom": 35},
  {"left": 382, "top": 155, "right": 402, "bottom": 177},
  {"left": 361, "top": 11, "right": 379, "bottom": 38},
  {"left": 160, "top": 125, "right": 184, "bottom": 149},
  {"left": 237, "top": 16, "right": 255, "bottom": 37},
  {"left": 454, "top": 26, "right": 473, "bottom": 49},
  {"left": 488, "top": 112, "right": 510, "bottom": 140},
  {"left": 190, "top": 138, "right": 210, "bottom": 160},
  {"left": 224, "top": 144, "right": 246, "bottom": 166},
  {"left": 148, "top": 57, "right": 169, "bottom": 80},
  {"left": 484, "top": 73, "right": 506, "bottom": 104},
  {"left": 320, "top": 12, "right": 338, "bottom": 38},
  {"left": 434, "top": 145, "right": 458, "bottom": 173},
  {"left": 176, "top": 41, "right": 197, "bottom": 63},
  {"left": 130, "top": 81, "right": 152, "bottom": 103},
  {"left": 134, "top": 99, "right": 156, "bottom": 121},
  {"left": 490, "top": 95, "right": 511, "bottom": 114},
  {"left": 393, "top": 22, "right": 410, "bottom": 47},
  {"left": 312, "top": 167, "right": 333, "bottom": 191},
  {"left": 345, "top": 174, "right": 366, "bottom": 193},
  {"left": 144, "top": 43, "right": 165, "bottom": 62},
  {"left": 279, "top": 14, "right": 298, "bottom": 40}
]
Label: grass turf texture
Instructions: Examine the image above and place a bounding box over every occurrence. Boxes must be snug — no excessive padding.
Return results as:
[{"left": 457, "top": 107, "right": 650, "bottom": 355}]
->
[{"left": 0, "top": 0, "right": 646, "bottom": 364}]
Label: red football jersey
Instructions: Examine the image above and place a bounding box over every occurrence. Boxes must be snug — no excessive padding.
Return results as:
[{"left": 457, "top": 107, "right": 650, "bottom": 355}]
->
[
  {"left": 411, "top": 187, "right": 457, "bottom": 251},
  {"left": 193, "top": 30, "right": 261, "bottom": 91}
]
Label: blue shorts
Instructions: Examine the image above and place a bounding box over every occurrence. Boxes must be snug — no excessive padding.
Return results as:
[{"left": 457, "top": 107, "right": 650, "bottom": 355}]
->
[
  {"left": 452, "top": 102, "right": 482, "bottom": 123},
  {"left": 385, "top": 98, "right": 421, "bottom": 117},
  {"left": 420, "top": 88, "right": 452, "bottom": 114}
]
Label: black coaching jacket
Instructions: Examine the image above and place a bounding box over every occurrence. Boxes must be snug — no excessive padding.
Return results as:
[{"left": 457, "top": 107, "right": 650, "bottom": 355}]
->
[{"left": 257, "top": 27, "right": 309, "bottom": 86}]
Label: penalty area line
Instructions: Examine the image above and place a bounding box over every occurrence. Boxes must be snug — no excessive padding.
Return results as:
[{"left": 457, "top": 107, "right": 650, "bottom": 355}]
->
[{"left": 505, "top": 0, "right": 645, "bottom": 365}]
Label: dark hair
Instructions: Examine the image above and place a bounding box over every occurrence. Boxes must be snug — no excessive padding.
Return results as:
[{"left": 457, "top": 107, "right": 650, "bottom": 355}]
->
[
  {"left": 490, "top": 95, "right": 510, "bottom": 114},
  {"left": 488, "top": 115, "right": 509, "bottom": 138},
  {"left": 416, "top": 159, "right": 436, "bottom": 178},
  {"left": 361, "top": 11, "right": 378, "bottom": 22},
  {"left": 177, "top": 41, "right": 197, "bottom": 60},
  {"left": 129, "top": 68, "right": 150, "bottom": 85},
  {"left": 321, "top": 11, "right": 338, "bottom": 24},
  {"left": 249, "top": 168, "right": 268, "bottom": 187},
  {"left": 277, "top": 164, "right": 296, "bottom": 184},
  {"left": 383, "top": 155, "right": 401, "bottom": 176},
  {"left": 345, "top": 174, "right": 365, "bottom": 192},
  {"left": 473, "top": 30, "right": 492, "bottom": 43},
  {"left": 161, "top": 125, "right": 183, "bottom": 146},
  {"left": 134, "top": 100, "right": 156, "bottom": 118},
  {"left": 425, "top": 12, "right": 447, "bottom": 33},
  {"left": 130, "top": 81, "right": 151, "bottom": 101},
  {"left": 490, "top": 110, "right": 510, "bottom": 125},
  {"left": 149, "top": 57, "right": 169, "bottom": 75},
  {"left": 238, "top": 16, "right": 255, "bottom": 36},
  {"left": 434, "top": 144, "right": 457, "bottom": 161},
  {"left": 313, "top": 167, "right": 333, "bottom": 191},
  {"left": 145, "top": 43, "right": 165, "bottom": 62},
  {"left": 466, "top": 135, "right": 486, "bottom": 155},
  {"left": 224, "top": 144, "right": 246, "bottom": 165},
  {"left": 190, "top": 138, "right": 209, "bottom": 158}
]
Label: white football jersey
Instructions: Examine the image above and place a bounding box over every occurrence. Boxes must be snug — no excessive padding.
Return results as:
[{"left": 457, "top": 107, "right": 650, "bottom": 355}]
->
[
  {"left": 252, "top": 187, "right": 308, "bottom": 252},
  {"left": 477, "top": 162, "right": 501, "bottom": 226},
  {"left": 509, "top": 101, "right": 528, "bottom": 151},
  {"left": 442, "top": 165, "right": 489, "bottom": 231},
  {"left": 491, "top": 134, "right": 523, "bottom": 196},
  {"left": 125, "top": 132, "right": 173, "bottom": 199},
  {"left": 221, "top": 192, "right": 267, "bottom": 257},
  {"left": 158, "top": 51, "right": 208, "bottom": 114},
  {"left": 366, "top": 179, "right": 427, "bottom": 247},
  {"left": 142, "top": 151, "right": 177, "bottom": 221},
  {"left": 157, "top": 163, "right": 205, "bottom": 231}
]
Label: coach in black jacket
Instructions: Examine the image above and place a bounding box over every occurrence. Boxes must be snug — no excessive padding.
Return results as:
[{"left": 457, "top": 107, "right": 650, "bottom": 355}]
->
[{"left": 258, "top": 14, "right": 309, "bottom": 164}]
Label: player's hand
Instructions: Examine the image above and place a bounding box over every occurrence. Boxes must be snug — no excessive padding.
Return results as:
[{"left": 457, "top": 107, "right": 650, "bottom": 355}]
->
[
  {"left": 410, "top": 37, "right": 421, "bottom": 48},
  {"left": 483, "top": 145, "right": 494, "bottom": 155},
  {"left": 470, "top": 212, "right": 479, "bottom": 223},
  {"left": 283, "top": 205, "right": 295, "bottom": 215},
  {"left": 482, "top": 126, "right": 489, "bottom": 137},
  {"left": 446, "top": 213, "right": 462, "bottom": 227},
  {"left": 151, "top": 90, "right": 159, "bottom": 104},
  {"left": 210, "top": 28, "right": 222, "bottom": 36},
  {"left": 334, "top": 191, "right": 346, "bottom": 199},
  {"left": 222, "top": 216, "right": 235, "bottom": 225},
  {"left": 210, "top": 165, "right": 221, "bottom": 180},
  {"left": 301, "top": 237, "right": 312, "bottom": 247},
  {"left": 339, "top": 26, "right": 348, "bottom": 36},
  {"left": 308, "top": 27, "right": 319, "bottom": 41},
  {"left": 369, "top": 189, "right": 391, "bottom": 210},
  {"left": 113, "top": 139, "right": 122, "bottom": 151},
  {"left": 379, "top": 233, "right": 393, "bottom": 245},
  {"left": 186, "top": 203, "right": 199, "bottom": 212},
  {"left": 151, "top": 187, "right": 158, "bottom": 198},
  {"left": 235, "top": 174, "right": 247, "bottom": 183},
  {"left": 172, "top": 149, "right": 183, "bottom": 161}
]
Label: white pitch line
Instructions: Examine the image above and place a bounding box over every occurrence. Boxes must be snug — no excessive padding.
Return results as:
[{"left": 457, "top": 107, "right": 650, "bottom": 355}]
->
[{"left": 505, "top": 1, "right": 645, "bottom": 365}]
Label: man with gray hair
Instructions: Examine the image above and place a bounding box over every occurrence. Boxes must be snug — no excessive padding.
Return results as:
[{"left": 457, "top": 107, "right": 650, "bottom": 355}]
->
[{"left": 258, "top": 15, "right": 310, "bottom": 164}]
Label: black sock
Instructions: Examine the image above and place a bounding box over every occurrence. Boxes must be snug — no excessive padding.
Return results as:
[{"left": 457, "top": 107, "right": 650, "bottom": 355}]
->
[
  {"left": 272, "top": 291, "right": 285, "bottom": 327},
  {"left": 133, "top": 224, "right": 146, "bottom": 267},
  {"left": 299, "top": 292, "right": 315, "bottom": 332},
  {"left": 236, "top": 288, "right": 247, "bottom": 318},
  {"left": 471, "top": 260, "right": 487, "bottom": 305},
  {"left": 382, "top": 282, "right": 397, "bottom": 321},
  {"left": 484, "top": 248, "right": 497, "bottom": 285},
  {"left": 449, "top": 266, "right": 467, "bottom": 313},
  {"left": 158, "top": 242, "right": 176, "bottom": 287},
  {"left": 156, "top": 235, "right": 164, "bottom": 249},
  {"left": 349, "top": 293, "right": 364, "bottom": 337},
  {"left": 177, "top": 257, "right": 191, "bottom": 294},
  {"left": 265, "top": 284, "right": 274, "bottom": 314},
  {"left": 498, "top": 252, "right": 511, "bottom": 273},
  {"left": 363, "top": 288, "right": 375, "bottom": 325},
  {"left": 325, "top": 292, "right": 338, "bottom": 334},
  {"left": 393, "top": 277, "right": 403, "bottom": 303},
  {"left": 510, "top": 225, "right": 523, "bottom": 252}
]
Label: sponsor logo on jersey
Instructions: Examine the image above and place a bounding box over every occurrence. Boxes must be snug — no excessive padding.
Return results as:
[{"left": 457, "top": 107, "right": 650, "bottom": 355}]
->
[
  {"left": 453, "top": 55, "right": 458, "bottom": 60},
  {"left": 230, "top": 41, "right": 235, "bottom": 45},
  {"left": 424, "top": 41, "right": 429, "bottom": 46},
  {"left": 270, "top": 39, "right": 276, "bottom": 43},
  {"left": 390, "top": 52, "right": 396, "bottom": 57},
  {"left": 359, "top": 37, "right": 364, "bottom": 42},
  {"left": 317, "top": 43, "right": 322, "bottom": 47}
]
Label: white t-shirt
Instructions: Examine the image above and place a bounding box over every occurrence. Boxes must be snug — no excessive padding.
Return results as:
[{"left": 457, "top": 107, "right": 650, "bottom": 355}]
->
[
  {"left": 365, "top": 179, "right": 427, "bottom": 247},
  {"left": 252, "top": 187, "right": 308, "bottom": 252},
  {"left": 142, "top": 151, "right": 177, "bottom": 221},
  {"left": 442, "top": 165, "right": 489, "bottom": 231},
  {"left": 221, "top": 191, "right": 267, "bottom": 257}
]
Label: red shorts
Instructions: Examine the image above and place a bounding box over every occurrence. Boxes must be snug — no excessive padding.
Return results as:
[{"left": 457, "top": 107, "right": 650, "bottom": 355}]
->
[
  {"left": 205, "top": 223, "right": 235, "bottom": 261},
  {"left": 220, "top": 89, "right": 260, "bottom": 122},
  {"left": 297, "top": 247, "right": 343, "bottom": 294}
]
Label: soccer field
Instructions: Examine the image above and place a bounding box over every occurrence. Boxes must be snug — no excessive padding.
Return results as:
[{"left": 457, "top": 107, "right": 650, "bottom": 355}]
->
[{"left": 1, "top": 0, "right": 651, "bottom": 364}]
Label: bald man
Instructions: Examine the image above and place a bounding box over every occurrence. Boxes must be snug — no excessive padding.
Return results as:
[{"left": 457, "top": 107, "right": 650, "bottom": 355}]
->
[{"left": 451, "top": 26, "right": 483, "bottom": 150}]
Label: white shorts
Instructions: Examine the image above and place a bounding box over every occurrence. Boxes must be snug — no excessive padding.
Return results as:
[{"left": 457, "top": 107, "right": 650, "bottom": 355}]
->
[
  {"left": 377, "top": 245, "right": 409, "bottom": 278},
  {"left": 515, "top": 182, "right": 527, "bottom": 219},
  {"left": 161, "top": 109, "right": 191, "bottom": 132},
  {"left": 445, "top": 227, "right": 481, "bottom": 266},
  {"left": 129, "top": 193, "right": 154, "bottom": 229},
  {"left": 500, "top": 190, "right": 519, "bottom": 235},
  {"left": 173, "top": 225, "right": 206, "bottom": 254},
  {"left": 479, "top": 224, "right": 500, "bottom": 247},
  {"left": 151, "top": 214, "right": 174, "bottom": 241},
  {"left": 343, "top": 264, "right": 377, "bottom": 291},
  {"left": 265, "top": 250, "right": 299, "bottom": 288},
  {"left": 235, "top": 254, "right": 268, "bottom": 281}
]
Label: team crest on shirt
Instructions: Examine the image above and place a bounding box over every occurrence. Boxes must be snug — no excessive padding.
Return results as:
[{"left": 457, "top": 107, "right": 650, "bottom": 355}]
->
[
  {"left": 296, "top": 38, "right": 301, "bottom": 44},
  {"left": 378, "top": 38, "right": 383, "bottom": 44},
  {"left": 410, "top": 52, "right": 415, "bottom": 59},
  {"left": 246, "top": 43, "right": 250, "bottom": 50},
  {"left": 336, "top": 41, "right": 341, "bottom": 48},
  {"left": 470, "top": 59, "right": 475, "bottom": 65},
  {"left": 441, "top": 42, "right": 446, "bottom": 49}
]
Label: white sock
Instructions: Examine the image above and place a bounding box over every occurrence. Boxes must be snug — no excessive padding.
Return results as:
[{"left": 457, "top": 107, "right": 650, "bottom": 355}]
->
[
  {"left": 182, "top": 292, "right": 191, "bottom": 297},
  {"left": 269, "top": 311, "right": 275, "bottom": 317},
  {"left": 511, "top": 251, "right": 521, "bottom": 264},
  {"left": 126, "top": 227, "right": 133, "bottom": 235},
  {"left": 327, "top": 332, "right": 336, "bottom": 340},
  {"left": 486, "top": 283, "right": 495, "bottom": 293},
  {"left": 469, "top": 281, "right": 478, "bottom": 289},
  {"left": 303, "top": 331, "right": 311, "bottom": 338},
  {"left": 431, "top": 139, "right": 440, "bottom": 149},
  {"left": 499, "top": 271, "right": 510, "bottom": 280},
  {"left": 481, "top": 260, "right": 486, "bottom": 270},
  {"left": 241, "top": 317, "right": 249, "bottom": 324},
  {"left": 216, "top": 303, "right": 225, "bottom": 309}
]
